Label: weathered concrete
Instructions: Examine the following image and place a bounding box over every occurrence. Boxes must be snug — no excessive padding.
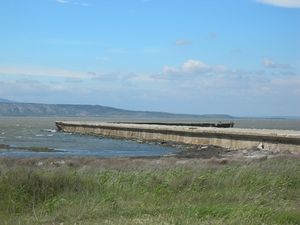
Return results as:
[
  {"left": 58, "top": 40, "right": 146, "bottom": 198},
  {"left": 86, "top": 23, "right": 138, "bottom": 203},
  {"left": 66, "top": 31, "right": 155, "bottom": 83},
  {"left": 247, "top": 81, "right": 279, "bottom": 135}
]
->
[{"left": 56, "top": 121, "right": 300, "bottom": 153}]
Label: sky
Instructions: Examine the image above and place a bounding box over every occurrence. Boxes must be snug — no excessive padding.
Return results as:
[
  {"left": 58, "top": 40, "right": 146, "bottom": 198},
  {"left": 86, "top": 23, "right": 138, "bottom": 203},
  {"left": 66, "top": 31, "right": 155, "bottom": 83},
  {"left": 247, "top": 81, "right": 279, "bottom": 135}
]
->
[{"left": 0, "top": 0, "right": 299, "bottom": 117}]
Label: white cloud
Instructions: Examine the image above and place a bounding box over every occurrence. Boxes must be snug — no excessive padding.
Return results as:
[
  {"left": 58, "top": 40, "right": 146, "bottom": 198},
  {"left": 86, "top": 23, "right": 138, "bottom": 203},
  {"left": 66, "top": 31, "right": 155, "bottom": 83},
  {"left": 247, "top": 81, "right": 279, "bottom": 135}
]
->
[
  {"left": 262, "top": 58, "right": 291, "bottom": 69},
  {"left": 272, "top": 77, "right": 300, "bottom": 86},
  {"left": 162, "top": 65, "right": 178, "bottom": 74},
  {"left": 256, "top": 0, "right": 300, "bottom": 8},
  {"left": 175, "top": 39, "right": 192, "bottom": 46},
  {"left": 163, "top": 59, "right": 226, "bottom": 75},
  {"left": 160, "top": 59, "right": 299, "bottom": 98},
  {"left": 182, "top": 60, "right": 208, "bottom": 73},
  {"left": 0, "top": 65, "right": 91, "bottom": 79}
]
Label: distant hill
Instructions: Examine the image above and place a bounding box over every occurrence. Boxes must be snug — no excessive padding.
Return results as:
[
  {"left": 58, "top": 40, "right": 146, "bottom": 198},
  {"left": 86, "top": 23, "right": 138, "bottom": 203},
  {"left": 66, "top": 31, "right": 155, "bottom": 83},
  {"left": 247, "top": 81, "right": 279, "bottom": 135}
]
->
[{"left": 0, "top": 102, "right": 234, "bottom": 119}]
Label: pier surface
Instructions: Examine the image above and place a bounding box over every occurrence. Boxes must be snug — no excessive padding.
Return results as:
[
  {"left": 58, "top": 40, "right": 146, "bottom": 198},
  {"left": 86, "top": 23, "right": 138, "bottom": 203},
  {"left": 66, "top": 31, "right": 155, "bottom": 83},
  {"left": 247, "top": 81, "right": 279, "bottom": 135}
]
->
[{"left": 56, "top": 121, "right": 300, "bottom": 152}]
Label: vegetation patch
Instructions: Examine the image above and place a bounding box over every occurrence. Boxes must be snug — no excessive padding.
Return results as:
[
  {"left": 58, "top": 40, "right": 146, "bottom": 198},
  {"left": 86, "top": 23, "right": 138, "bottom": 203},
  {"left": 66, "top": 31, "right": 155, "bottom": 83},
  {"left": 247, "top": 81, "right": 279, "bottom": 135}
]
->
[{"left": 0, "top": 157, "right": 299, "bottom": 225}]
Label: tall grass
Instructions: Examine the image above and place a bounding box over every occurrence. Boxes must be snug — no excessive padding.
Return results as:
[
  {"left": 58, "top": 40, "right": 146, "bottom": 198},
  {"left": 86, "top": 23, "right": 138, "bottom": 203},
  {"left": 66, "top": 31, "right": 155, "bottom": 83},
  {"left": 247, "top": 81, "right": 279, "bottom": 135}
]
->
[{"left": 0, "top": 158, "right": 299, "bottom": 225}]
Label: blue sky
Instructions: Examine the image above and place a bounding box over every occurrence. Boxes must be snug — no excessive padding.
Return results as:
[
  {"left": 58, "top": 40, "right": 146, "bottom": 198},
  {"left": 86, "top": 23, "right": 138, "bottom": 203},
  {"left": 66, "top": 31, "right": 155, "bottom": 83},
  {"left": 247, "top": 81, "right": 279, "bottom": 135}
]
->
[{"left": 0, "top": 0, "right": 299, "bottom": 116}]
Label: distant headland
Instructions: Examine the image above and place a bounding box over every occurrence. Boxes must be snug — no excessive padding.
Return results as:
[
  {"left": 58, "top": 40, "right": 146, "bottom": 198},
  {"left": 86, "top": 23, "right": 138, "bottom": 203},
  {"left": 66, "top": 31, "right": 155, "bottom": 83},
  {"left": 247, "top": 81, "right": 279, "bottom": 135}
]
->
[{"left": 0, "top": 98, "right": 233, "bottom": 118}]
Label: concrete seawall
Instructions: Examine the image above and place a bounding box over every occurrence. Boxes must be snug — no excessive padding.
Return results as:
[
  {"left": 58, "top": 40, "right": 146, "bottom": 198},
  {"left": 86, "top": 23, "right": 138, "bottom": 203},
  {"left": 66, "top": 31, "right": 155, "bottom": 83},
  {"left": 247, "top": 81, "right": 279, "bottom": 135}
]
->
[{"left": 56, "top": 121, "right": 300, "bottom": 153}]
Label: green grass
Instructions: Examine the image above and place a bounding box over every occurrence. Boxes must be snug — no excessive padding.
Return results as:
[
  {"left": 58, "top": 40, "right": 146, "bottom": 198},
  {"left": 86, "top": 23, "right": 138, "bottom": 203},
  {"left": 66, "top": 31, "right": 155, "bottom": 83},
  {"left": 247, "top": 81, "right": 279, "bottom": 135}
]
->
[{"left": 0, "top": 158, "right": 299, "bottom": 225}]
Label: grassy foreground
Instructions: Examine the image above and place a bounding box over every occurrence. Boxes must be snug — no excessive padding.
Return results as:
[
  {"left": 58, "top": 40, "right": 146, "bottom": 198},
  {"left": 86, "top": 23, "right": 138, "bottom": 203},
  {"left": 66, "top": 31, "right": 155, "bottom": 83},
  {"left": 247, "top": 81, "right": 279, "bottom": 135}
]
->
[{"left": 0, "top": 158, "right": 299, "bottom": 225}]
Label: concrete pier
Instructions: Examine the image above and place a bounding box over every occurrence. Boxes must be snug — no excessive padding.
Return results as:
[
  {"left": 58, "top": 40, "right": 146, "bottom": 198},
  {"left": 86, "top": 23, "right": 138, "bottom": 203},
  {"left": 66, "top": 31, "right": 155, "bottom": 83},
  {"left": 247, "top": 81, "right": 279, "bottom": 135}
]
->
[{"left": 55, "top": 121, "right": 300, "bottom": 153}]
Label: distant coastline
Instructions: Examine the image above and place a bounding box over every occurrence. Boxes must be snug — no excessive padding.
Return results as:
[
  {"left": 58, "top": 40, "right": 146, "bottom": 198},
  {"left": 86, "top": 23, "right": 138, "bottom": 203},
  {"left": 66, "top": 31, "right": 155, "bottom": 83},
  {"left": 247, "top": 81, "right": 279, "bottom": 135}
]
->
[{"left": 0, "top": 100, "right": 233, "bottom": 118}]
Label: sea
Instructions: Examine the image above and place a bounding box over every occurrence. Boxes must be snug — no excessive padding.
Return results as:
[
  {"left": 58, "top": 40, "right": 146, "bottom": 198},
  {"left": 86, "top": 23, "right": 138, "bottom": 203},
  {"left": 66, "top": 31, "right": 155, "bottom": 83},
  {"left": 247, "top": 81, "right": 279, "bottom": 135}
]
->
[{"left": 0, "top": 117, "right": 300, "bottom": 158}]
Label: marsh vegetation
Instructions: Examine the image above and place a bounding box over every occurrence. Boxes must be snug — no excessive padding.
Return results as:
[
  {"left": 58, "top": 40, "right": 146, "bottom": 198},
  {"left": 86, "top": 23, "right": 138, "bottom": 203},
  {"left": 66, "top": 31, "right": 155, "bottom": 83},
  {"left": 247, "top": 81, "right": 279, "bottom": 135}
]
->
[{"left": 0, "top": 157, "right": 299, "bottom": 225}]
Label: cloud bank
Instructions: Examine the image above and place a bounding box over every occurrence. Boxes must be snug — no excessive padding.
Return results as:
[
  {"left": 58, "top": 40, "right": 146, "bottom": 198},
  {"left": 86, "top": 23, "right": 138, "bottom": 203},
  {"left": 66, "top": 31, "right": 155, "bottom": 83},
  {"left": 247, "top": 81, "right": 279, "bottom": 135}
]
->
[
  {"left": 0, "top": 59, "right": 299, "bottom": 116},
  {"left": 163, "top": 59, "right": 228, "bottom": 75},
  {"left": 0, "top": 65, "right": 91, "bottom": 79},
  {"left": 262, "top": 58, "right": 292, "bottom": 69}
]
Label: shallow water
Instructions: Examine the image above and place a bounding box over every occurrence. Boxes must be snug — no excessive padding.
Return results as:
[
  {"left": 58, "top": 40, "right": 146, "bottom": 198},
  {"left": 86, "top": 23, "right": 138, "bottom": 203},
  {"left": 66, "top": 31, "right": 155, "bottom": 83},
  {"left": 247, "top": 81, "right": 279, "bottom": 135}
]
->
[{"left": 0, "top": 117, "right": 176, "bottom": 158}]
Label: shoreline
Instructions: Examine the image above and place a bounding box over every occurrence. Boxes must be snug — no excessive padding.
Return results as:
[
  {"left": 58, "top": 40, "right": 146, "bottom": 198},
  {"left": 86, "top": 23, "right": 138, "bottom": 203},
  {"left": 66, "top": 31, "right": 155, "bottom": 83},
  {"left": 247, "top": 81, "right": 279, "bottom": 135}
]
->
[{"left": 1, "top": 141, "right": 298, "bottom": 170}]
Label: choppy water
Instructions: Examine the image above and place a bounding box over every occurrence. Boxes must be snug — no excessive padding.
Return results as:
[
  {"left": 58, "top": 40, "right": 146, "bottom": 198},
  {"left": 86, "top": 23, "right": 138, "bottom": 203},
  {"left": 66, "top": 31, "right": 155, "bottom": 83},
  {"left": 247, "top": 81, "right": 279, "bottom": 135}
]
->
[
  {"left": 0, "top": 117, "right": 300, "bottom": 158},
  {"left": 0, "top": 117, "right": 176, "bottom": 158}
]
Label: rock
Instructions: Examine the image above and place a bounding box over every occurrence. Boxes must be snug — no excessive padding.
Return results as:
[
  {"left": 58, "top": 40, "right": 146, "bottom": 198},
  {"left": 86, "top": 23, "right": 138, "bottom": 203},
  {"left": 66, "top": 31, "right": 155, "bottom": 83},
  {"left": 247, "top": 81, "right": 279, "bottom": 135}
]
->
[
  {"left": 257, "top": 143, "right": 264, "bottom": 150},
  {"left": 36, "top": 161, "right": 43, "bottom": 166}
]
